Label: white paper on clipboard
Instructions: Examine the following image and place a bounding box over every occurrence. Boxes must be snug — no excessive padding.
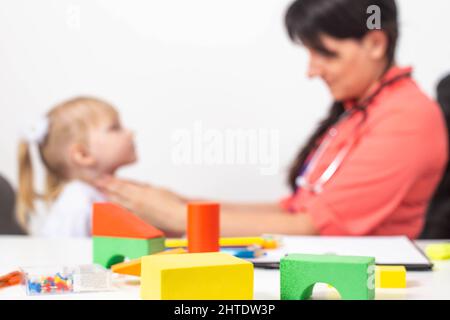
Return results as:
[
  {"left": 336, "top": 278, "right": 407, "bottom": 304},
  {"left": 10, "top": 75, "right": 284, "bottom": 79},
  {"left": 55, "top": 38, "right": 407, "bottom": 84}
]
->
[{"left": 249, "top": 236, "right": 432, "bottom": 269}]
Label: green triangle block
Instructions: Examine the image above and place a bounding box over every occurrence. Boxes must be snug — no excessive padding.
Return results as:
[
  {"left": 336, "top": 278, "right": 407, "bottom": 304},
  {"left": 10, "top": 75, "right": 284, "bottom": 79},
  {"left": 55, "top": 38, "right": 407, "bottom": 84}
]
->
[{"left": 93, "top": 236, "right": 165, "bottom": 268}]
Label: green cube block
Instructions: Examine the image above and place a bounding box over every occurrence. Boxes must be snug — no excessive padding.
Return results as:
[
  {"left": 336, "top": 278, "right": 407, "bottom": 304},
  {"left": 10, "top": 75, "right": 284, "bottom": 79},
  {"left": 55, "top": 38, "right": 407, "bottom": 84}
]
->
[
  {"left": 93, "top": 236, "right": 165, "bottom": 268},
  {"left": 280, "top": 254, "right": 375, "bottom": 300}
]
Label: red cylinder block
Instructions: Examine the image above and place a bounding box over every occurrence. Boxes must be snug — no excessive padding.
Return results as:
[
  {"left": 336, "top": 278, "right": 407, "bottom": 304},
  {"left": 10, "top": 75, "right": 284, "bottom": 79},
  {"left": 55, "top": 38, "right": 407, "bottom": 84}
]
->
[{"left": 187, "top": 202, "right": 220, "bottom": 253}]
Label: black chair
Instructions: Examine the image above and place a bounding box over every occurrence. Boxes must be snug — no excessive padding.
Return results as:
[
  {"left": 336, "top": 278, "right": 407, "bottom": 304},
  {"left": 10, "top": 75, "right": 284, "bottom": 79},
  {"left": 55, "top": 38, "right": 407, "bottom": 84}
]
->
[
  {"left": 420, "top": 74, "right": 450, "bottom": 239},
  {"left": 0, "top": 174, "right": 25, "bottom": 235}
]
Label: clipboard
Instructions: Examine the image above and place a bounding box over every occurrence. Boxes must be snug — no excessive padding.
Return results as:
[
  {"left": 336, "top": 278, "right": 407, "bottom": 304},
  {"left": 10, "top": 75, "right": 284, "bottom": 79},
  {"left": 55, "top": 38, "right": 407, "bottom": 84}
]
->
[{"left": 249, "top": 236, "right": 433, "bottom": 271}]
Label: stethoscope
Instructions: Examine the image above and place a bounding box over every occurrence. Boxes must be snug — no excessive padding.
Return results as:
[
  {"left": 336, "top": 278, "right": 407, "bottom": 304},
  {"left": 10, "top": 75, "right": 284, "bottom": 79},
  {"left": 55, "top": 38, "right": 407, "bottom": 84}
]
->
[{"left": 296, "top": 70, "right": 412, "bottom": 194}]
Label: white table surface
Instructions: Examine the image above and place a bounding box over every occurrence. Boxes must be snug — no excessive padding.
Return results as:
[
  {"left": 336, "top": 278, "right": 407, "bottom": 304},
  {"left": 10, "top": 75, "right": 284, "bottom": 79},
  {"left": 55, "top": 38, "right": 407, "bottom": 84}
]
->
[{"left": 1, "top": 236, "right": 449, "bottom": 300}]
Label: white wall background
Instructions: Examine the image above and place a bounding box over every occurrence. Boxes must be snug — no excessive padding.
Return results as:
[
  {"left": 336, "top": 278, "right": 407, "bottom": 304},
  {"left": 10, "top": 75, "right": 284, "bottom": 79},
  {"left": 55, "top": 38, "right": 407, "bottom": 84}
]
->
[{"left": 1, "top": 0, "right": 449, "bottom": 202}]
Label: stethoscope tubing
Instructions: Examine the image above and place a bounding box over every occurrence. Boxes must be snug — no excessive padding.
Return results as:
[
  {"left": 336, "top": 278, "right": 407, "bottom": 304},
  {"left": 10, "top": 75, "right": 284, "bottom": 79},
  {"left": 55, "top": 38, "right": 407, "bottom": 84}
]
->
[{"left": 296, "top": 71, "right": 412, "bottom": 194}]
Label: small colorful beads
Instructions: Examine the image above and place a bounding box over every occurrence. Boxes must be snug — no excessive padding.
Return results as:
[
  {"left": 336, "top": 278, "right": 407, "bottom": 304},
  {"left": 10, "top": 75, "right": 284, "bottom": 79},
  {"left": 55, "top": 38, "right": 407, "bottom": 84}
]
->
[{"left": 26, "top": 274, "right": 73, "bottom": 295}]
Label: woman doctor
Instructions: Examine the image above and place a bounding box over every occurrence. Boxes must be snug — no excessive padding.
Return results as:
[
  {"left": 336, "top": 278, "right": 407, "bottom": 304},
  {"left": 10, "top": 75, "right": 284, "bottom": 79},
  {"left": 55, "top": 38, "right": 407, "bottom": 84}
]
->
[{"left": 97, "top": 0, "right": 448, "bottom": 239}]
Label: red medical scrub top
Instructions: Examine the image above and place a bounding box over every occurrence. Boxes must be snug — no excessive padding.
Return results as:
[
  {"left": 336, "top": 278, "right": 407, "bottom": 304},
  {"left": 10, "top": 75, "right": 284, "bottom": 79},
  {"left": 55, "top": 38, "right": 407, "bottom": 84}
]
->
[{"left": 280, "top": 66, "right": 448, "bottom": 239}]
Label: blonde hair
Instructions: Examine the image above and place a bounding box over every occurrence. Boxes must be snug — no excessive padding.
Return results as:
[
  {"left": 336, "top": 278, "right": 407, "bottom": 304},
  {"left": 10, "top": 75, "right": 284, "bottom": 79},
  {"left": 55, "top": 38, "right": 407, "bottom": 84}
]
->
[{"left": 16, "top": 96, "right": 118, "bottom": 231}]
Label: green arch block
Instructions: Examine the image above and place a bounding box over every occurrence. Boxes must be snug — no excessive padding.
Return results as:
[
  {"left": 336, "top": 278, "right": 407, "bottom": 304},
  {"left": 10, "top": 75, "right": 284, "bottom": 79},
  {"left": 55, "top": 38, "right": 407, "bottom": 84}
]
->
[{"left": 280, "top": 253, "right": 375, "bottom": 300}]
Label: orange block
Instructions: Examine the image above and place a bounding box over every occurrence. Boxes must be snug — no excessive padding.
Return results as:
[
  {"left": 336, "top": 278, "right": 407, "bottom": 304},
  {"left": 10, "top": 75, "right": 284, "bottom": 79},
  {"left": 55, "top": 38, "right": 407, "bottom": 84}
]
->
[
  {"left": 187, "top": 202, "right": 220, "bottom": 253},
  {"left": 111, "top": 259, "right": 141, "bottom": 276},
  {"left": 92, "top": 203, "right": 164, "bottom": 239}
]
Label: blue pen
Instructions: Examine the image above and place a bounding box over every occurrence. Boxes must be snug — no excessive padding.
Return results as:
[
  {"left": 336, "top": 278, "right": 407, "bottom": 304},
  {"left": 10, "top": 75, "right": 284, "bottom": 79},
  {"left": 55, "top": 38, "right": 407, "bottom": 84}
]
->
[{"left": 221, "top": 245, "right": 266, "bottom": 258}]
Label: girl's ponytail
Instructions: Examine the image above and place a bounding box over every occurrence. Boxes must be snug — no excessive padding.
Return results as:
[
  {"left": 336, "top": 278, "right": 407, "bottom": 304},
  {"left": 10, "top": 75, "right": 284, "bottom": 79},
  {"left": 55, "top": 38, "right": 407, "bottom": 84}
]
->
[
  {"left": 16, "top": 141, "right": 36, "bottom": 230},
  {"left": 44, "top": 170, "right": 65, "bottom": 203}
]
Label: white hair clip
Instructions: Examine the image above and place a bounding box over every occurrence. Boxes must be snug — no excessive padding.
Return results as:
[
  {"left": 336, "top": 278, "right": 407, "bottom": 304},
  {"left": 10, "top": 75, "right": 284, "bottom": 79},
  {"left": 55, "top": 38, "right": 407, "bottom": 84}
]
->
[{"left": 21, "top": 116, "right": 50, "bottom": 145}]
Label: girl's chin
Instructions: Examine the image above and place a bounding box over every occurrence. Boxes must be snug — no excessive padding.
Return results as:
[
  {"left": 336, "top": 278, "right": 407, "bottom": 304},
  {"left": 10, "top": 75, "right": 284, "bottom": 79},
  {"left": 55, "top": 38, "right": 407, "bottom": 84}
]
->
[
  {"left": 107, "top": 156, "right": 138, "bottom": 173},
  {"left": 122, "top": 154, "right": 138, "bottom": 167}
]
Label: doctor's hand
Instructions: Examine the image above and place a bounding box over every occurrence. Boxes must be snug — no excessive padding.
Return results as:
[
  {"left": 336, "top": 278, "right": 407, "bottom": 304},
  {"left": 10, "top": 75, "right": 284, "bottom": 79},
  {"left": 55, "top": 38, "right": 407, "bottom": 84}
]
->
[{"left": 95, "top": 176, "right": 188, "bottom": 235}]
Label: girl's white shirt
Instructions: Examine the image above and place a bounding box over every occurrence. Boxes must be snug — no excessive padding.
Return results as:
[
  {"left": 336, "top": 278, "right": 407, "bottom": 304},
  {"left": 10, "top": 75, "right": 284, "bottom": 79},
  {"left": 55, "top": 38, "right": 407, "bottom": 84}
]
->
[{"left": 29, "top": 180, "right": 106, "bottom": 238}]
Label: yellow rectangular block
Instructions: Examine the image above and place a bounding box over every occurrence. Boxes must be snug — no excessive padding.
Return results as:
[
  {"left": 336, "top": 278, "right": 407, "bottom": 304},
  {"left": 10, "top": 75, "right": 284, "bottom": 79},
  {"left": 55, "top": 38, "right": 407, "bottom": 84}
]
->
[
  {"left": 375, "top": 266, "right": 406, "bottom": 288},
  {"left": 140, "top": 252, "right": 254, "bottom": 300}
]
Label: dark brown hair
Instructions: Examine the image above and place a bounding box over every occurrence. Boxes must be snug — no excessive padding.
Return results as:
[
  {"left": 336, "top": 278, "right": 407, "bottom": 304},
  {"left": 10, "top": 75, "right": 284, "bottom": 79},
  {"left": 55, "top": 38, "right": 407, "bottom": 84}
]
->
[{"left": 285, "top": 0, "right": 399, "bottom": 191}]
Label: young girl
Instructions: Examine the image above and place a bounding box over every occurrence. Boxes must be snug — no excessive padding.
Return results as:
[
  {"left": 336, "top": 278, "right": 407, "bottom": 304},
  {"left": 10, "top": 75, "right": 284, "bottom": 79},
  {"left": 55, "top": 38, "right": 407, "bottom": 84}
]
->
[{"left": 17, "top": 97, "right": 136, "bottom": 237}]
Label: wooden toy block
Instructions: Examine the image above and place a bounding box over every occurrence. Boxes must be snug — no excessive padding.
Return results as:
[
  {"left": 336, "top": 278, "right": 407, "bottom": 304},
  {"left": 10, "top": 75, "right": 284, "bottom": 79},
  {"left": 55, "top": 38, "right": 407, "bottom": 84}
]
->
[
  {"left": 92, "top": 202, "right": 164, "bottom": 239},
  {"left": 187, "top": 202, "right": 220, "bottom": 253},
  {"left": 375, "top": 266, "right": 406, "bottom": 288},
  {"left": 425, "top": 243, "right": 450, "bottom": 260},
  {"left": 280, "top": 254, "right": 375, "bottom": 300},
  {"left": 140, "top": 252, "right": 253, "bottom": 300},
  {"left": 111, "top": 248, "right": 187, "bottom": 276},
  {"left": 93, "top": 236, "right": 165, "bottom": 268},
  {"left": 111, "top": 259, "right": 141, "bottom": 276}
]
